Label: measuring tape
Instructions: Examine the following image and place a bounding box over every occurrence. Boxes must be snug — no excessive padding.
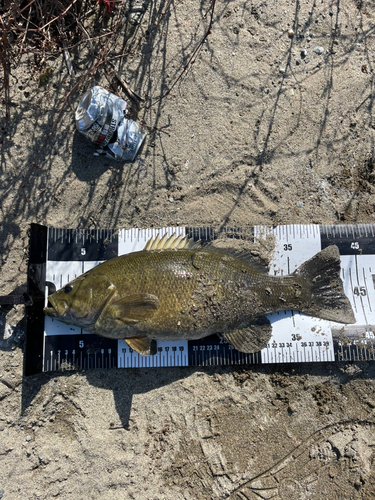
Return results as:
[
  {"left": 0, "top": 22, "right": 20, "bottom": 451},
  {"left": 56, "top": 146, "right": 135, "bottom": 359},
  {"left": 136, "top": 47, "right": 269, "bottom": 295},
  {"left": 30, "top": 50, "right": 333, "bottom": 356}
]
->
[{"left": 25, "top": 224, "right": 375, "bottom": 374}]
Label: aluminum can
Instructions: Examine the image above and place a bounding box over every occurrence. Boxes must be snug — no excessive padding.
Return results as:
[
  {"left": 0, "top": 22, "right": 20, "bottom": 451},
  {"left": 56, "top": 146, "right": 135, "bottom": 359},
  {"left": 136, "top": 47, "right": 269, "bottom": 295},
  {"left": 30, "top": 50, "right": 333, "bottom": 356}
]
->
[
  {"left": 75, "top": 86, "right": 127, "bottom": 147},
  {"left": 98, "top": 118, "right": 146, "bottom": 161}
]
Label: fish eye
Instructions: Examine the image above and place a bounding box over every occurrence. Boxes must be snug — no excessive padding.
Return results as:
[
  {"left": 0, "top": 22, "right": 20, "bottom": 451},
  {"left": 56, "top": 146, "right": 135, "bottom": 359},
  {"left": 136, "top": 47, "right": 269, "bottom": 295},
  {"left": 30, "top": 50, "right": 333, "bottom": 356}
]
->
[{"left": 64, "top": 285, "right": 73, "bottom": 294}]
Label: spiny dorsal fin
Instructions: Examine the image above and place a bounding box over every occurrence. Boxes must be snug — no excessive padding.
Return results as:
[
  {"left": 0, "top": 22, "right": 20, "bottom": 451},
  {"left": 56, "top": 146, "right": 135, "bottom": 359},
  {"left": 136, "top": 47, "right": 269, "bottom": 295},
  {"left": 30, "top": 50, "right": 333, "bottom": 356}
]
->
[{"left": 144, "top": 233, "right": 200, "bottom": 251}]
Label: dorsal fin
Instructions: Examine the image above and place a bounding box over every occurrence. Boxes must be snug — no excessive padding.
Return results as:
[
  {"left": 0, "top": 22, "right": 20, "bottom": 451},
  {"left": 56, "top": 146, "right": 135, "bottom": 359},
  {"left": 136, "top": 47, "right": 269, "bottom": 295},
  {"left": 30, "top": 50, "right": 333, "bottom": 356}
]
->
[
  {"left": 144, "top": 233, "right": 200, "bottom": 251},
  {"left": 205, "top": 246, "right": 270, "bottom": 274}
]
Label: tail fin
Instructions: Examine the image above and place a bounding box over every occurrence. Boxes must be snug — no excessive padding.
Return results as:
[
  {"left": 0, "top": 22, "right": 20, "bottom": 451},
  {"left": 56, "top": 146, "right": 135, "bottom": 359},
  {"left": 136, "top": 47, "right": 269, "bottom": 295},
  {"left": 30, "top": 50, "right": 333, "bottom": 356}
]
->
[{"left": 292, "top": 245, "right": 355, "bottom": 324}]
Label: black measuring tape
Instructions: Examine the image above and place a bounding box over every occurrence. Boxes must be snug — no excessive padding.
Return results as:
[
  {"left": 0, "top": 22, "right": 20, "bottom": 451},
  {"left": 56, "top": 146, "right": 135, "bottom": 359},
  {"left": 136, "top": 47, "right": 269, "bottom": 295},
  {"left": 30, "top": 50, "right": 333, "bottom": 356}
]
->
[{"left": 24, "top": 224, "right": 375, "bottom": 375}]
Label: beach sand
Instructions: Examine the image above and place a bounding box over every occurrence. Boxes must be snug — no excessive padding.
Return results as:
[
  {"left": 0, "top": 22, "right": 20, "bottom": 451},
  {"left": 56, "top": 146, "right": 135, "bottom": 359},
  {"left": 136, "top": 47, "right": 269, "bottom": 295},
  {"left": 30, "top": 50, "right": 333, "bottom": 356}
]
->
[{"left": 1, "top": 0, "right": 375, "bottom": 498}]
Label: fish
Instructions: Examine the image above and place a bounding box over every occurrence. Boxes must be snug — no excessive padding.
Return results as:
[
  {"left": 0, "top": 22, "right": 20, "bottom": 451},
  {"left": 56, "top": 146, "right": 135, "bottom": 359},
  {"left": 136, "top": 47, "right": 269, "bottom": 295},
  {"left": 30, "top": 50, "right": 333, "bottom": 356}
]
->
[{"left": 44, "top": 233, "right": 356, "bottom": 356}]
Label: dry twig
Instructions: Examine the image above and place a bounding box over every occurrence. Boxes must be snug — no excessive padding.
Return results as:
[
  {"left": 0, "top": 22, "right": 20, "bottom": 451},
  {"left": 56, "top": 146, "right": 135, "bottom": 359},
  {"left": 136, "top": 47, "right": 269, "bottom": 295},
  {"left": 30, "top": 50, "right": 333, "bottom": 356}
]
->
[{"left": 145, "top": 0, "right": 217, "bottom": 109}]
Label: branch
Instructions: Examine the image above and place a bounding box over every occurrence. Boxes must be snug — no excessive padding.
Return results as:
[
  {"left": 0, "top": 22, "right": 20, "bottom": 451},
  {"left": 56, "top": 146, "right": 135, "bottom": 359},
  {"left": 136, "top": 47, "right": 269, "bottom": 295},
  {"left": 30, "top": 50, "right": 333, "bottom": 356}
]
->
[{"left": 146, "top": 0, "right": 216, "bottom": 109}]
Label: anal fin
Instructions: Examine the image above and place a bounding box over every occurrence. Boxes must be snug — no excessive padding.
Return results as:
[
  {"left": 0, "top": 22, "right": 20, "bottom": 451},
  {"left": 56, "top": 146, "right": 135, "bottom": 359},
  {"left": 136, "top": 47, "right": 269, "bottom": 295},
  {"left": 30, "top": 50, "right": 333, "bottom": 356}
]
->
[
  {"left": 221, "top": 316, "right": 272, "bottom": 353},
  {"left": 125, "top": 337, "right": 157, "bottom": 356}
]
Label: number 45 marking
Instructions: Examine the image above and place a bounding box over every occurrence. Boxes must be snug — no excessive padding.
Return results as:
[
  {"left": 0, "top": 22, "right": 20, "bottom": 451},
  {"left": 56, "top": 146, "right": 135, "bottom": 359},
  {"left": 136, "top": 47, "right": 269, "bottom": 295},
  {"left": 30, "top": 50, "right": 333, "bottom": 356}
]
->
[{"left": 353, "top": 286, "right": 366, "bottom": 296}]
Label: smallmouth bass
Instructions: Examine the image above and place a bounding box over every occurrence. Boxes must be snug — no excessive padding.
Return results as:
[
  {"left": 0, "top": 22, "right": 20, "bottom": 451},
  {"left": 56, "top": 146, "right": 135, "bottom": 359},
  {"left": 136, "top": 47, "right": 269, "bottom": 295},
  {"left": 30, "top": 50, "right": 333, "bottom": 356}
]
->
[{"left": 44, "top": 233, "right": 355, "bottom": 355}]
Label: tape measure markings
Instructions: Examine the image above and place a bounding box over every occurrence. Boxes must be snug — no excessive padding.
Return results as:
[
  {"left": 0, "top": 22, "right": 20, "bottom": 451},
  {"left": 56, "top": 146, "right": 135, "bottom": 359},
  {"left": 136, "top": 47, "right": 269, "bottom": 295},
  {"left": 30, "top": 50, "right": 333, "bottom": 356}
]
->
[{"left": 24, "top": 224, "right": 375, "bottom": 372}]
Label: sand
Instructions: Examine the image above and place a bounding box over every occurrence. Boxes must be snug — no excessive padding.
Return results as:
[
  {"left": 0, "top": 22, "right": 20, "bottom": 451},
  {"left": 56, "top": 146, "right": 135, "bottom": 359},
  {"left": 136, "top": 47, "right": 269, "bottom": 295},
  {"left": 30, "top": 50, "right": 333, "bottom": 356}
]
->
[{"left": 1, "top": 0, "right": 375, "bottom": 498}]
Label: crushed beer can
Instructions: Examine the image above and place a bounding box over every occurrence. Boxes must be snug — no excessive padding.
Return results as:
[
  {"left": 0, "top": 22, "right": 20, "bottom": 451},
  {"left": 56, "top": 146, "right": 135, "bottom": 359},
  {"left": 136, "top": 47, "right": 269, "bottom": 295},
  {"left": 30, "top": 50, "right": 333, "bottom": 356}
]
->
[
  {"left": 75, "top": 86, "right": 146, "bottom": 161},
  {"left": 97, "top": 118, "right": 146, "bottom": 161},
  {"left": 75, "top": 86, "right": 126, "bottom": 146}
]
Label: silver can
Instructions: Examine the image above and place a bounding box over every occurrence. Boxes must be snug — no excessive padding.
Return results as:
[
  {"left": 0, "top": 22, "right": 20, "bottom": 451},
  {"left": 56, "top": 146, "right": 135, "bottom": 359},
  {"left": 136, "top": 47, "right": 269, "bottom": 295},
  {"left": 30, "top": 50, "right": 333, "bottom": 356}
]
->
[
  {"left": 97, "top": 118, "right": 146, "bottom": 161},
  {"left": 75, "top": 86, "right": 127, "bottom": 147}
]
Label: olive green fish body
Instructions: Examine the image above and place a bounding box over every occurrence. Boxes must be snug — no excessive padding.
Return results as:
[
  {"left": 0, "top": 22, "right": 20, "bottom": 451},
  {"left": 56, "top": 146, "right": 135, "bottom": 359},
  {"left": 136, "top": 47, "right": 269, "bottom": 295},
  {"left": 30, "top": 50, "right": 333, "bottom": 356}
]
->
[
  {"left": 88, "top": 249, "right": 309, "bottom": 339},
  {"left": 44, "top": 236, "right": 355, "bottom": 355}
]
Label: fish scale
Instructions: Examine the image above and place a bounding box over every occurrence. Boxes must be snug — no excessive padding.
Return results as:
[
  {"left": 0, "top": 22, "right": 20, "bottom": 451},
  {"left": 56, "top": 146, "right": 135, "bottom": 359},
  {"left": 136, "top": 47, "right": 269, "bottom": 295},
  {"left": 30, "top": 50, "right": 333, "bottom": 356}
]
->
[{"left": 25, "top": 224, "right": 375, "bottom": 375}]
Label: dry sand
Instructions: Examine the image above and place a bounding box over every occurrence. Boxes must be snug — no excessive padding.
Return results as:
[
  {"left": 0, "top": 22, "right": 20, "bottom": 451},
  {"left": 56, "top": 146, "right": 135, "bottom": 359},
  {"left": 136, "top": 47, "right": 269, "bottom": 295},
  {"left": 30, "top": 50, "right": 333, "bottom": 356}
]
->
[{"left": 1, "top": 0, "right": 375, "bottom": 498}]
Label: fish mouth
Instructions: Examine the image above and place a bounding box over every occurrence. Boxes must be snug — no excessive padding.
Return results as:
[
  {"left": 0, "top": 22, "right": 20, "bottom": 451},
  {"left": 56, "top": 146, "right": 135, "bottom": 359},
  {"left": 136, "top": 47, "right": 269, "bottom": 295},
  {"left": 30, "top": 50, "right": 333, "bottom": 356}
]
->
[
  {"left": 44, "top": 297, "right": 66, "bottom": 318},
  {"left": 44, "top": 296, "right": 92, "bottom": 324}
]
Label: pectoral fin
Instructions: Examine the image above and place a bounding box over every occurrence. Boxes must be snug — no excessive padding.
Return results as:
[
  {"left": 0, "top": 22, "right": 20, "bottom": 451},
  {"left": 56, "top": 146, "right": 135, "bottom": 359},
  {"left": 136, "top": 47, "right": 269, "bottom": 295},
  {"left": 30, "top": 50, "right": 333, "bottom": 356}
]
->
[
  {"left": 110, "top": 294, "right": 159, "bottom": 323},
  {"left": 125, "top": 337, "right": 157, "bottom": 356},
  {"left": 221, "top": 316, "right": 272, "bottom": 353}
]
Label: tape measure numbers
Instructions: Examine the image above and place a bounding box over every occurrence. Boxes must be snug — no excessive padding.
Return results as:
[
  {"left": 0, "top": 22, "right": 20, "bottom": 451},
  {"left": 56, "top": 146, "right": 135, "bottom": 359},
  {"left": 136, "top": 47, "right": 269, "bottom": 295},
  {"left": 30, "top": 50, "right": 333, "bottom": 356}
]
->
[{"left": 25, "top": 224, "right": 375, "bottom": 374}]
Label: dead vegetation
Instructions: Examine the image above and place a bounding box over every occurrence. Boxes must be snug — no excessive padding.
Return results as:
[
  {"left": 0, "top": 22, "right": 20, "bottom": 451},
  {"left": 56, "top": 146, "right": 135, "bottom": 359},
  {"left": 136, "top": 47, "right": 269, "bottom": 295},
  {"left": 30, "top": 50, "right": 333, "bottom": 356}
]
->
[
  {"left": 0, "top": 0, "right": 219, "bottom": 175},
  {"left": 0, "top": 0, "right": 216, "bottom": 143}
]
